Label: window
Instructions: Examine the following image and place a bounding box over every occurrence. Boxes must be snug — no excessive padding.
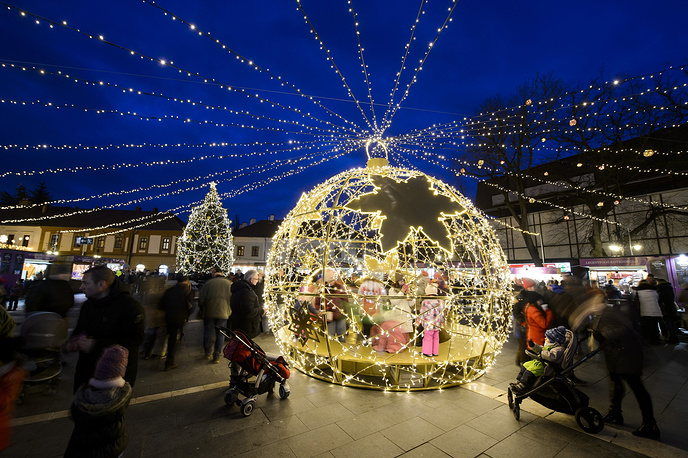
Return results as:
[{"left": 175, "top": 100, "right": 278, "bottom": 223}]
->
[
  {"left": 49, "top": 234, "right": 59, "bottom": 250},
  {"left": 251, "top": 246, "right": 259, "bottom": 257},
  {"left": 237, "top": 245, "right": 245, "bottom": 256},
  {"left": 114, "top": 235, "right": 123, "bottom": 249},
  {"left": 138, "top": 236, "right": 148, "bottom": 250},
  {"left": 21, "top": 235, "right": 30, "bottom": 247},
  {"left": 162, "top": 237, "right": 171, "bottom": 251},
  {"left": 96, "top": 237, "right": 105, "bottom": 249}
]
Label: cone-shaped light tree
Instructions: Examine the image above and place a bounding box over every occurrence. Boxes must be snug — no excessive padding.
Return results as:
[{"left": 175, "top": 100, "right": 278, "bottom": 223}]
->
[{"left": 176, "top": 183, "right": 234, "bottom": 274}]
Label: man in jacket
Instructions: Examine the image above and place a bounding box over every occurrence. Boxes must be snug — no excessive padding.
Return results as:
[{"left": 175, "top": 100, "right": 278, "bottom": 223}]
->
[
  {"left": 159, "top": 274, "right": 195, "bottom": 371},
  {"left": 25, "top": 263, "right": 74, "bottom": 317},
  {"left": 198, "top": 268, "right": 232, "bottom": 363},
  {"left": 230, "top": 270, "right": 262, "bottom": 339},
  {"left": 66, "top": 266, "right": 145, "bottom": 392}
]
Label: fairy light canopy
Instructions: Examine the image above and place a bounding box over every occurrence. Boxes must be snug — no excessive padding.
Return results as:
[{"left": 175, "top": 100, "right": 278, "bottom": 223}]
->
[{"left": 264, "top": 159, "right": 512, "bottom": 391}]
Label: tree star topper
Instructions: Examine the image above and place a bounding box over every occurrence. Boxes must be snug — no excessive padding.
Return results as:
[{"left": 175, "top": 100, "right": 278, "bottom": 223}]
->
[{"left": 347, "top": 175, "right": 465, "bottom": 253}]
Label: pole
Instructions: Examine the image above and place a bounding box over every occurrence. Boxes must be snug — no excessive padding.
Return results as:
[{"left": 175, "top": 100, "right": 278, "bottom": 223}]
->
[{"left": 628, "top": 228, "right": 634, "bottom": 256}]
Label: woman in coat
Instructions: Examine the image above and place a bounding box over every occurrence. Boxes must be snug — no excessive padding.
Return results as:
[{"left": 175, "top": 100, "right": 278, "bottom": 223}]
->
[
  {"left": 633, "top": 280, "right": 663, "bottom": 345},
  {"left": 524, "top": 299, "right": 552, "bottom": 349}
]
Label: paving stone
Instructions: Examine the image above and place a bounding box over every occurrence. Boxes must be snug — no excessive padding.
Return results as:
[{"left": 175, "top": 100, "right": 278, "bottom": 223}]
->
[
  {"left": 380, "top": 416, "right": 444, "bottom": 451},
  {"left": 430, "top": 423, "right": 498, "bottom": 457}
]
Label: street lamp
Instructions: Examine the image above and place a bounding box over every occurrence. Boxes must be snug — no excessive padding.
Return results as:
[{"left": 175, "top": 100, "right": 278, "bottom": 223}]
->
[{"left": 609, "top": 245, "right": 622, "bottom": 253}]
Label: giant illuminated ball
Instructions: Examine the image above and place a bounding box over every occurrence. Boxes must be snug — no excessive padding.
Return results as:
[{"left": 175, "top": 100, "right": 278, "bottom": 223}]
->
[{"left": 264, "top": 159, "right": 512, "bottom": 390}]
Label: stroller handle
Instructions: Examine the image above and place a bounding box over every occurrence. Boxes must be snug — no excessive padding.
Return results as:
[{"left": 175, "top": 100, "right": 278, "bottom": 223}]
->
[{"left": 216, "top": 326, "right": 235, "bottom": 340}]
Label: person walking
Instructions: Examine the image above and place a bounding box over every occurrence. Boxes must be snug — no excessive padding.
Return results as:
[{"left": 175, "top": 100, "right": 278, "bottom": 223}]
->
[
  {"left": 64, "top": 266, "right": 145, "bottom": 392},
  {"left": 198, "top": 268, "right": 232, "bottom": 363},
  {"left": 159, "top": 274, "right": 195, "bottom": 371},
  {"left": 229, "top": 270, "right": 262, "bottom": 339},
  {"left": 633, "top": 280, "right": 663, "bottom": 345},
  {"left": 24, "top": 263, "right": 74, "bottom": 317}
]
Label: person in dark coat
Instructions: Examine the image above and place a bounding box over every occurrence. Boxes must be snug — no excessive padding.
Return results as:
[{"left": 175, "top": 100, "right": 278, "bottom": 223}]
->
[
  {"left": 25, "top": 263, "right": 74, "bottom": 317},
  {"left": 574, "top": 302, "right": 660, "bottom": 440},
  {"left": 64, "top": 345, "right": 132, "bottom": 458},
  {"left": 656, "top": 278, "right": 680, "bottom": 344},
  {"left": 65, "top": 266, "right": 145, "bottom": 393},
  {"left": 159, "top": 275, "right": 195, "bottom": 371},
  {"left": 229, "top": 270, "right": 262, "bottom": 339}
]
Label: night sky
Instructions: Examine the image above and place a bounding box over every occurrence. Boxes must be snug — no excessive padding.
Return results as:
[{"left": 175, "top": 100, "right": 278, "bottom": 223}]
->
[{"left": 1, "top": 0, "right": 686, "bottom": 226}]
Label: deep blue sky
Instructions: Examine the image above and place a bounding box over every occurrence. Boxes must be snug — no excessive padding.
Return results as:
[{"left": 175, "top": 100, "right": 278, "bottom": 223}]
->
[{"left": 1, "top": 0, "right": 687, "bottom": 226}]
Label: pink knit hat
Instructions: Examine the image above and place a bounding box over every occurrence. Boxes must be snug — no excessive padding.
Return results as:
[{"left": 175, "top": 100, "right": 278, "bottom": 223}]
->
[{"left": 94, "top": 345, "right": 129, "bottom": 380}]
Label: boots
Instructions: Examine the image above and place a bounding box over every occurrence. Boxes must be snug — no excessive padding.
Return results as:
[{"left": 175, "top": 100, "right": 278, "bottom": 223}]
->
[
  {"left": 632, "top": 423, "right": 660, "bottom": 440},
  {"left": 603, "top": 409, "right": 624, "bottom": 425}
]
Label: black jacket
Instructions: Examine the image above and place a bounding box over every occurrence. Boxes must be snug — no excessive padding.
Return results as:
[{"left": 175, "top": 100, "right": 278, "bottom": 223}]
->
[
  {"left": 25, "top": 279, "right": 75, "bottom": 317},
  {"left": 72, "top": 279, "right": 145, "bottom": 391},
  {"left": 64, "top": 382, "right": 132, "bottom": 458},
  {"left": 593, "top": 307, "right": 644, "bottom": 375},
  {"left": 159, "top": 282, "right": 195, "bottom": 326},
  {"left": 229, "top": 280, "right": 261, "bottom": 338}
]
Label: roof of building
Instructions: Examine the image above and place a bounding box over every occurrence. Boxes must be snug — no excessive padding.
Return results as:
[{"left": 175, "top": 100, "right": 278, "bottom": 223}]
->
[
  {"left": 233, "top": 219, "right": 283, "bottom": 238},
  {"left": 0, "top": 206, "right": 186, "bottom": 232}
]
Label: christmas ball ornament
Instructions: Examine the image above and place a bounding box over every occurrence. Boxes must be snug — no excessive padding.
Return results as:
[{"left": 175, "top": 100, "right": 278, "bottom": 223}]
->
[{"left": 264, "top": 157, "right": 512, "bottom": 391}]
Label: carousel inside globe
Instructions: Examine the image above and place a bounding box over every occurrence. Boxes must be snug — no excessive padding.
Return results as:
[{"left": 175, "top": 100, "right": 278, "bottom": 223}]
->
[{"left": 264, "top": 154, "right": 512, "bottom": 391}]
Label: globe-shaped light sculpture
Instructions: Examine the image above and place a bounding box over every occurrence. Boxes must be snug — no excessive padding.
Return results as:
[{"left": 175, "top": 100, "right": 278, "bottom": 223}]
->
[{"left": 264, "top": 158, "right": 512, "bottom": 391}]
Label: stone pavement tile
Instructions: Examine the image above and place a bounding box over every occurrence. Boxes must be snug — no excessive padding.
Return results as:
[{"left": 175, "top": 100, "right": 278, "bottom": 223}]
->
[
  {"left": 610, "top": 429, "right": 688, "bottom": 458},
  {"left": 430, "top": 423, "right": 498, "bottom": 457},
  {"left": 465, "top": 404, "right": 533, "bottom": 441},
  {"left": 261, "top": 394, "right": 318, "bottom": 422},
  {"left": 336, "top": 408, "right": 400, "bottom": 440},
  {"left": 284, "top": 423, "right": 353, "bottom": 458},
  {"left": 373, "top": 394, "right": 434, "bottom": 422},
  {"left": 234, "top": 439, "right": 298, "bottom": 458},
  {"left": 554, "top": 432, "right": 647, "bottom": 458},
  {"left": 128, "top": 410, "right": 177, "bottom": 436},
  {"left": 7, "top": 418, "right": 73, "bottom": 458},
  {"left": 306, "top": 385, "right": 360, "bottom": 408},
  {"left": 397, "top": 442, "right": 451, "bottom": 457},
  {"left": 208, "top": 409, "right": 270, "bottom": 437},
  {"left": 379, "top": 416, "right": 444, "bottom": 451},
  {"left": 313, "top": 452, "right": 336, "bottom": 458},
  {"left": 484, "top": 430, "right": 565, "bottom": 458},
  {"left": 337, "top": 389, "right": 398, "bottom": 415},
  {"left": 296, "top": 402, "right": 355, "bottom": 430},
  {"left": 419, "top": 402, "right": 477, "bottom": 432},
  {"left": 140, "top": 417, "right": 217, "bottom": 456},
  {"left": 330, "top": 431, "right": 404, "bottom": 458},
  {"left": 516, "top": 417, "right": 580, "bottom": 447},
  {"left": 450, "top": 389, "right": 503, "bottom": 416}
]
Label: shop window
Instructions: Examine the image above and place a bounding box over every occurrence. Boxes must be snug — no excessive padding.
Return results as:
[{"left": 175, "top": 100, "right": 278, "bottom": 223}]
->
[
  {"left": 138, "top": 237, "right": 148, "bottom": 250},
  {"left": 162, "top": 237, "right": 171, "bottom": 251},
  {"left": 237, "top": 245, "right": 245, "bottom": 257},
  {"left": 251, "top": 246, "right": 259, "bottom": 257},
  {"left": 114, "top": 235, "right": 123, "bottom": 249},
  {"left": 49, "top": 234, "right": 59, "bottom": 250},
  {"left": 21, "top": 235, "right": 30, "bottom": 247}
]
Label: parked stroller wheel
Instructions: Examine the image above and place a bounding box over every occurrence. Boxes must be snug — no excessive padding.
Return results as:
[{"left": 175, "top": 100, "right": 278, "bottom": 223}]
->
[
  {"left": 575, "top": 407, "right": 604, "bottom": 434},
  {"left": 279, "top": 384, "right": 290, "bottom": 400},
  {"left": 224, "top": 389, "right": 238, "bottom": 406},
  {"left": 241, "top": 400, "right": 256, "bottom": 417},
  {"left": 507, "top": 387, "right": 514, "bottom": 410}
]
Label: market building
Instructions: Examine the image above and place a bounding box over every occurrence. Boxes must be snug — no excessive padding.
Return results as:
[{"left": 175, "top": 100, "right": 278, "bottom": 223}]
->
[{"left": 232, "top": 216, "right": 282, "bottom": 272}]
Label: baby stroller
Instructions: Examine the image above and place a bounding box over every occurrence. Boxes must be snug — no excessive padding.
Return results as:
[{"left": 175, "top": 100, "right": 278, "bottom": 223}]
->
[
  {"left": 507, "top": 329, "right": 605, "bottom": 433},
  {"left": 18, "top": 312, "right": 68, "bottom": 400},
  {"left": 216, "top": 326, "right": 291, "bottom": 417}
]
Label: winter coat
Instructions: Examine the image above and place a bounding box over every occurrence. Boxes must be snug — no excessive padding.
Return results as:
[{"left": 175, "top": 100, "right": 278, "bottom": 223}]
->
[
  {"left": 417, "top": 298, "right": 445, "bottom": 330},
  {"left": 71, "top": 279, "right": 145, "bottom": 390},
  {"left": 229, "top": 280, "right": 261, "bottom": 338},
  {"left": 634, "top": 286, "right": 662, "bottom": 317},
  {"left": 159, "top": 283, "right": 195, "bottom": 327},
  {"left": 64, "top": 382, "right": 132, "bottom": 458},
  {"left": 593, "top": 307, "right": 644, "bottom": 375},
  {"left": 198, "top": 276, "right": 232, "bottom": 320},
  {"left": 523, "top": 340, "right": 566, "bottom": 377},
  {"left": 656, "top": 282, "right": 678, "bottom": 318},
  {"left": 525, "top": 304, "right": 553, "bottom": 348},
  {"left": 25, "top": 279, "right": 75, "bottom": 317}
]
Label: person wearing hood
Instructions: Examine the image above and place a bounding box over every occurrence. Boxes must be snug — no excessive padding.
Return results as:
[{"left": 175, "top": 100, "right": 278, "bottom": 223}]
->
[
  {"left": 64, "top": 345, "right": 133, "bottom": 457},
  {"left": 229, "top": 270, "right": 262, "bottom": 339},
  {"left": 65, "top": 266, "right": 145, "bottom": 393}
]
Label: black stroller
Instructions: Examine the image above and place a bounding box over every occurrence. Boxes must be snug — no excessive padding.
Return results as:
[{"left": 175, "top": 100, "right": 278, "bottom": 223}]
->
[
  {"left": 18, "top": 312, "right": 68, "bottom": 400},
  {"left": 507, "top": 329, "right": 605, "bottom": 433},
  {"left": 216, "top": 326, "right": 291, "bottom": 417}
]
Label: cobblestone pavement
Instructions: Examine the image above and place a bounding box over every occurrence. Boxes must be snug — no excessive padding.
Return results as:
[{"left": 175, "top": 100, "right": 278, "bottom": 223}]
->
[{"left": 5, "top": 298, "right": 688, "bottom": 458}]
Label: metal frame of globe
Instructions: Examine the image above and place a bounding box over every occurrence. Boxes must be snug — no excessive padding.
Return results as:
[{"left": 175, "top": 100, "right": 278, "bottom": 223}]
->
[{"left": 264, "top": 160, "right": 512, "bottom": 391}]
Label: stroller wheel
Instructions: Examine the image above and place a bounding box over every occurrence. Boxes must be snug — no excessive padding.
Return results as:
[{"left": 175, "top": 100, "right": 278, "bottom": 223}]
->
[
  {"left": 279, "top": 384, "right": 290, "bottom": 400},
  {"left": 241, "top": 399, "right": 256, "bottom": 417},
  {"left": 507, "top": 387, "right": 514, "bottom": 410},
  {"left": 224, "top": 389, "right": 238, "bottom": 406},
  {"left": 575, "top": 407, "right": 604, "bottom": 434}
]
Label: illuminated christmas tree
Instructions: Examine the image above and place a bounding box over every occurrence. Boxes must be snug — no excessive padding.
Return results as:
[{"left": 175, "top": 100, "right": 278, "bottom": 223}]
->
[{"left": 176, "top": 182, "right": 234, "bottom": 274}]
